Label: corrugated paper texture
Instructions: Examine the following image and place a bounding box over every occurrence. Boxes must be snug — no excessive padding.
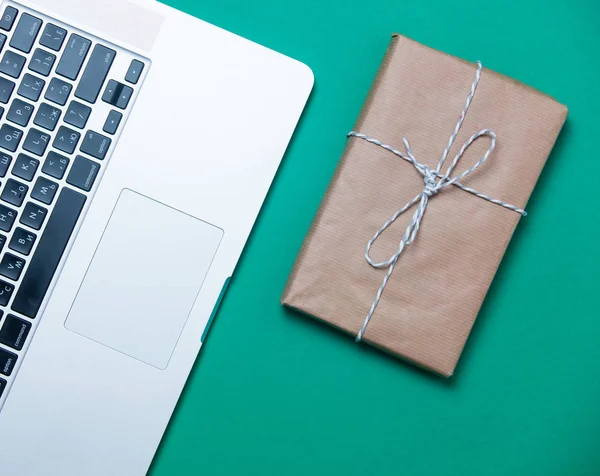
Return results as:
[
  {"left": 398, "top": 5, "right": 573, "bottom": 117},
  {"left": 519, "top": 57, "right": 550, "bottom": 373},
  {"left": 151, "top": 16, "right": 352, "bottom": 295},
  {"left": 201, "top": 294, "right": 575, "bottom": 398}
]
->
[{"left": 281, "top": 34, "right": 568, "bottom": 377}]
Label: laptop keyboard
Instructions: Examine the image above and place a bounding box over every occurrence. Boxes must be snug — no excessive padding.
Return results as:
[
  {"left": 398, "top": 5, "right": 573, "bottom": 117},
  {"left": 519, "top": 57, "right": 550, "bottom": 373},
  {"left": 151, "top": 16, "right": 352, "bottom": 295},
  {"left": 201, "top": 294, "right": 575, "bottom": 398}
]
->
[{"left": 0, "top": 2, "right": 147, "bottom": 401}]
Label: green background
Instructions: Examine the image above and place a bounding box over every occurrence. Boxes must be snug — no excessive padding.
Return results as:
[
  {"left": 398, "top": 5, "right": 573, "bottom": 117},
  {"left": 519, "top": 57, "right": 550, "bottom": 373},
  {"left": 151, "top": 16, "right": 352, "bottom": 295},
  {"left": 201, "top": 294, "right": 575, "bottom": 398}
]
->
[{"left": 151, "top": 0, "right": 599, "bottom": 474}]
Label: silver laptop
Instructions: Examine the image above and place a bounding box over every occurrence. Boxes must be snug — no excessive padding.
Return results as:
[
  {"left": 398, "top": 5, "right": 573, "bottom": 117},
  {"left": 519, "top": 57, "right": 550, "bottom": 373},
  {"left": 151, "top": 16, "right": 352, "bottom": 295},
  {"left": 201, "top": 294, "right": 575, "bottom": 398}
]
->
[{"left": 0, "top": 0, "right": 313, "bottom": 473}]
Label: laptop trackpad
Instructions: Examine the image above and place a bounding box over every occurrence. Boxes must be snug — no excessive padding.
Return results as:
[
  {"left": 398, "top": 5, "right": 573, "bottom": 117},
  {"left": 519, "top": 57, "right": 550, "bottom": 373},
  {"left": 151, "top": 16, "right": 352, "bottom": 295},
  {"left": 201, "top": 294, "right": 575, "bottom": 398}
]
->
[{"left": 65, "top": 189, "right": 223, "bottom": 369}]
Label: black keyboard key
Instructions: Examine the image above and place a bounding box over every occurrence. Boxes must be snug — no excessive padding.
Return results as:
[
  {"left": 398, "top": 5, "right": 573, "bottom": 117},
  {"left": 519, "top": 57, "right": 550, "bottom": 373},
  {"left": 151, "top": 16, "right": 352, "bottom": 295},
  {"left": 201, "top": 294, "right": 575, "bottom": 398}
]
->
[
  {"left": 1, "top": 178, "right": 28, "bottom": 206},
  {"left": 44, "top": 77, "right": 71, "bottom": 105},
  {"left": 33, "top": 102, "right": 61, "bottom": 131},
  {"left": 31, "top": 176, "right": 57, "bottom": 205},
  {"left": 125, "top": 59, "right": 144, "bottom": 84},
  {"left": 103, "top": 110, "right": 122, "bottom": 135},
  {"left": 56, "top": 34, "right": 91, "bottom": 80},
  {"left": 17, "top": 73, "right": 44, "bottom": 102},
  {"left": 53, "top": 125, "right": 80, "bottom": 154},
  {"left": 0, "top": 204, "right": 16, "bottom": 232},
  {"left": 67, "top": 155, "right": 99, "bottom": 192},
  {"left": 0, "top": 347, "right": 17, "bottom": 376},
  {"left": 12, "top": 153, "right": 39, "bottom": 181},
  {"left": 0, "top": 314, "right": 30, "bottom": 350},
  {"left": 20, "top": 202, "right": 47, "bottom": 230},
  {"left": 6, "top": 98, "right": 34, "bottom": 127},
  {"left": 64, "top": 100, "right": 91, "bottom": 129},
  {"left": 80, "top": 130, "right": 111, "bottom": 160},
  {"left": 0, "top": 279, "right": 14, "bottom": 306},
  {"left": 23, "top": 128, "right": 50, "bottom": 156},
  {"left": 0, "top": 153, "right": 11, "bottom": 177},
  {"left": 42, "top": 151, "right": 69, "bottom": 179},
  {"left": 0, "top": 253, "right": 25, "bottom": 281},
  {"left": 0, "top": 377, "right": 5, "bottom": 397},
  {"left": 12, "top": 188, "right": 86, "bottom": 318},
  {"left": 102, "top": 80, "right": 133, "bottom": 108},
  {"left": 75, "top": 44, "right": 116, "bottom": 103},
  {"left": 9, "top": 13, "right": 42, "bottom": 53},
  {"left": 0, "top": 6, "right": 18, "bottom": 31},
  {"left": 40, "top": 23, "right": 66, "bottom": 51},
  {"left": 0, "top": 76, "right": 14, "bottom": 103},
  {"left": 0, "top": 124, "right": 23, "bottom": 152},
  {"left": 0, "top": 33, "right": 6, "bottom": 52},
  {"left": 0, "top": 234, "right": 5, "bottom": 252},
  {"left": 9, "top": 227, "right": 36, "bottom": 255},
  {"left": 0, "top": 50, "right": 26, "bottom": 78},
  {"left": 29, "top": 48, "right": 55, "bottom": 76}
]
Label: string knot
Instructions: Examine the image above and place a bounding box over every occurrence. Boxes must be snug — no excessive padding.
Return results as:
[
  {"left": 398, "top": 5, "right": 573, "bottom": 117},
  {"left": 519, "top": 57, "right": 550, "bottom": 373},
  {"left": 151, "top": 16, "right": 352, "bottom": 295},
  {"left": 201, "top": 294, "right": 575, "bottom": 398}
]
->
[{"left": 347, "top": 61, "right": 527, "bottom": 344}]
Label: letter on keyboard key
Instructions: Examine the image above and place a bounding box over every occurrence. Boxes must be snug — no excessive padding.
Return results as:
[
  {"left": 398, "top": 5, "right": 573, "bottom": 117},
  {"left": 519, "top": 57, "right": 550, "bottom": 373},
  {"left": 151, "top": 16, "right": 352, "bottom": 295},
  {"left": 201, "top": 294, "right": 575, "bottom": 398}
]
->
[
  {"left": 40, "top": 23, "right": 67, "bottom": 51},
  {"left": 18, "top": 73, "right": 45, "bottom": 102},
  {"left": 53, "top": 125, "right": 80, "bottom": 154},
  {"left": 19, "top": 202, "right": 47, "bottom": 230},
  {"left": 0, "top": 253, "right": 25, "bottom": 281},
  {"left": 9, "top": 227, "right": 36, "bottom": 255},
  {"left": 0, "top": 279, "right": 15, "bottom": 306},
  {"left": 41, "top": 151, "right": 69, "bottom": 179},
  {"left": 0, "top": 204, "right": 17, "bottom": 232},
  {"left": 0, "top": 314, "right": 31, "bottom": 350},
  {"left": 1, "top": 178, "right": 29, "bottom": 207},
  {"left": 56, "top": 34, "right": 91, "bottom": 80},
  {"left": 80, "top": 130, "right": 111, "bottom": 160},
  {"left": 23, "top": 128, "right": 50, "bottom": 156},
  {"left": 12, "top": 188, "right": 86, "bottom": 318},
  {"left": 9, "top": 13, "right": 42, "bottom": 53},
  {"left": 0, "top": 124, "right": 23, "bottom": 152},
  {"left": 75, "top": 44, "right": 116, "bottom": 103},
  {"left": 0, "top": 347, "right": 17, "bottom": 376},
  {"left": 12, "top": 153, "right": 39, "bottom": 181},
  {"left": 0, "top": 153, "right": 11, "bottom": 177}
]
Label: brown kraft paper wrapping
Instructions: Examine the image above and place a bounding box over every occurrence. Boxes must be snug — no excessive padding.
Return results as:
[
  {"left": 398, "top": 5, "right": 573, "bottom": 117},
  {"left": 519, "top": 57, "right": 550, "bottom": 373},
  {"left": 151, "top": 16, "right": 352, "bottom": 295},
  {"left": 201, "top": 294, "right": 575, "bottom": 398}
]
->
[{"left": 281, "top": 34, "right": 568, "bottom": 377}]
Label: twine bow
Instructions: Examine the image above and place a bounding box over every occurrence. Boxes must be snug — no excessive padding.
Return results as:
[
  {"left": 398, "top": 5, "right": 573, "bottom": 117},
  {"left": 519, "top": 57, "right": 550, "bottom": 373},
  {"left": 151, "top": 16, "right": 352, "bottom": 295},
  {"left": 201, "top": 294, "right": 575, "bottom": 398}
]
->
[{"left": 348, "top": 61, "right": 526, "bottom": 343}]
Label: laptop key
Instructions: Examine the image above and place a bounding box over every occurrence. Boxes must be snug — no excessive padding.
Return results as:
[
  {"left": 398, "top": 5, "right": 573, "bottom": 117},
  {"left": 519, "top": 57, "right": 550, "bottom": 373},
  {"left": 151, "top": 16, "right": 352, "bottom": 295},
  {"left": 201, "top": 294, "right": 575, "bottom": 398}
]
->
[
  {"left": 0, "top": 279, "right": 14, "bottom": 306},
  {"left": 23, "top": 128, "right": 50, "bottom": 156},
  {"left": 12, "top": 188, "right": 86, "bottom": 318},
  {"left": 12, "top": 154, "right": 39, "bottom": 181},
  {"left": 53, "top": 125, "right": 80, "bottom": 154},
  {"left": 0, "top": 347, "right": 17, "bottom": 376},
  {"left": 125, "top": 59, "right": 144, "bottom": 84},
  {"left": 75, "top": 44, "right": 116, "bottom": 103},
  {"left": 80, "top": 130, "right": 111, "bottom": 160},
  {"left": 0, "top": 314, "right": 30, "bottom": 350},
  {"left": 31, "top": 176, "right": 57, "bottom": 204},
  {"left": 1, "top": 178, "right": 28, "bottom": 206},
  {"left": 64, "top": 100, "right": 91, "bottom": 129},
  {"left": 0, "top": 6, "right": 18, "bottom": 31},
  {"left": 0, "top": 124, "right": 23, "bottom": 152},
  {"left": 0, "top": 76, "right": 14, "bottom": 103},
  {"left": 56, "top": 34, "right": 91, "bottom": 80},
  {"left": 0, "top": 33, "right": 6, "bottom": 52},
  {"left": 9, "top": 227, "right": 36, "bottom": 255},
  {"left": 20, "top": 202, "right": 47, "bottom": 230},
  {"left": 103, "top": 110, "right": 122, "bottom": 135},
  {"left": 33, "top": 102, "right": 61, "bottom": 131},
  {"left": 0, "top": 50, "right": 26, "bottom": 78},
  {"left": 29, "top": 48, "right": 56, "bottom": 77},
  {"left": 0, "top": 234, "right": 5, "bottom": 252},
  {"left": 7, "top": 98, "right": 34, "bottom": 127},
  {"left": 9, "top": 13, "right": 42, "bottom": 53},
  {"left": 0, "top": 254, "right": 25, "bottom": 281},
  {"left": 44, "top": 77, "right": 71, "bottom": 105},
  {"left": 0, "top": 153, "right": 9, "bottom": 177},
  {"left": 0, "top": 204, "right": 16, "bottom": 232},
  {"left": 67, "top": 156, "right": 99, "bottom": 192},
  {"left": 40, "top": 23, "right": 66, "bottom": 51},
  {"left": 41, "top": 151, "right": 69, "bottom": 179}
]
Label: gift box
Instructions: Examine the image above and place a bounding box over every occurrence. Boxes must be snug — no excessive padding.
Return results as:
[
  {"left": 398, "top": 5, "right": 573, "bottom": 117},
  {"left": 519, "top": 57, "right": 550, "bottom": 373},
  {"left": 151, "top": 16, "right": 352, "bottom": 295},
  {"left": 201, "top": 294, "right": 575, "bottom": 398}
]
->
[{"left": 281, "top": 34, "right": 567, "bottom": 377}]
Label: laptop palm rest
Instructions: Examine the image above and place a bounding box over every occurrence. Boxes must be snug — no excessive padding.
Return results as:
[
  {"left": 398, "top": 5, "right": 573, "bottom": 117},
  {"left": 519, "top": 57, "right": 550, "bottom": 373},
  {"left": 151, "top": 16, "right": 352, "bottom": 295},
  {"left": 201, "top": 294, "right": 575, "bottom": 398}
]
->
[{"left": 65, "top": 189, "right": 223, "bottom": 369}]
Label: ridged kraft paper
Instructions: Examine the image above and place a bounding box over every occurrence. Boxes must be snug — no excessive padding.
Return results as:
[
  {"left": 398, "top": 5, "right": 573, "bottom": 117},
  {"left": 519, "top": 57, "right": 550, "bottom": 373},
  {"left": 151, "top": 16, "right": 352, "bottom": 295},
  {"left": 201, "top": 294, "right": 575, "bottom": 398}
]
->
[{"left": 281, "top": 34, "right": 567, "bottom": 377}]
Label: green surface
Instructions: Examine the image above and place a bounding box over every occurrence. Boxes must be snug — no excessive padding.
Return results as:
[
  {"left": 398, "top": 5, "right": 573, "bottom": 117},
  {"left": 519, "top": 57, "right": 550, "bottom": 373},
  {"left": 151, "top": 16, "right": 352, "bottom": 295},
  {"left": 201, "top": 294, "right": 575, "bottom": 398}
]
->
[{"left": 151, "top": 0, "right": 599, "bottom": 475}]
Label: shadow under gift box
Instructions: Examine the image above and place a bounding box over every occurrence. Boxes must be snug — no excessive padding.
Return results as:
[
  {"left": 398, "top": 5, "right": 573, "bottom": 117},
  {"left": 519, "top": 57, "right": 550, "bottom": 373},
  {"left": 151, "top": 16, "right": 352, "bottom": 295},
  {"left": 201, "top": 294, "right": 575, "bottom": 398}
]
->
[{"left": 281, "top": 34, "right": 567, "bottom": 378}]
